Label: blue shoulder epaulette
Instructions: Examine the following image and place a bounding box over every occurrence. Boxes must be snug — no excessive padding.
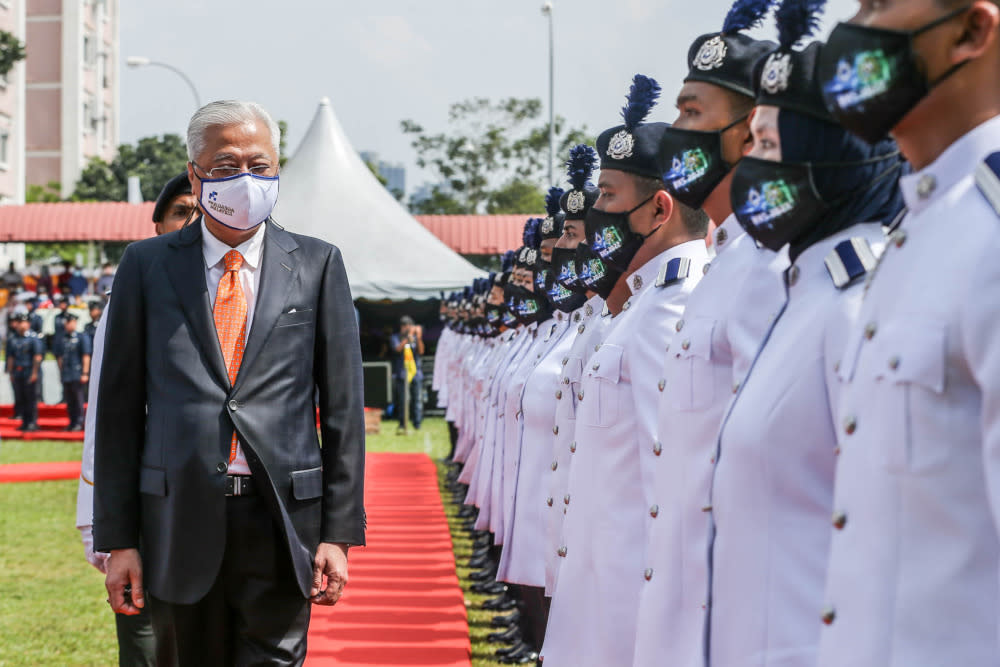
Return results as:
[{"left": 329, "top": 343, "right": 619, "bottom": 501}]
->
[
  {"left": 655, "top": 257, "right": 692, "bottom": 288},
  {"left": 975, "top": 152, "right": 1000, "bottom": 215},
  {"left": 824, "top": 238, "right": 878, "bottom": 289}
]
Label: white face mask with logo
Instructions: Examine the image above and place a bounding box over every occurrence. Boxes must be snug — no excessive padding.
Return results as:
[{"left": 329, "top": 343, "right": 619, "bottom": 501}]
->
[{"left": 198, "top": 171, "right": 279, "bottom": 231}]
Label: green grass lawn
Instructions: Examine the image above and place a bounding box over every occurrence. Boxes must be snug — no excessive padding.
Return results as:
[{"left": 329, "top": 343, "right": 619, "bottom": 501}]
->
[{"left": 0, "top": 418, "right": 505, "bottom": 666}]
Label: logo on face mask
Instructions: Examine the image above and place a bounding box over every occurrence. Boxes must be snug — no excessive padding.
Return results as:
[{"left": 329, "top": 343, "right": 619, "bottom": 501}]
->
[
  {"left": 579, "top": 257, "right": 606, "bottom": 284},
  {"left": 557, "top": 261, "right": 578, "bottom": 284},
  {"left": 591, "top": 226, "right": 624, "bottom": 256},
  {"left": 736, "top": 180, "right": 798, "bottom": 229},
  {"left": 548, "top": 281, "right": 573, "bottom": 302},
  {"left": 665, "top": 148, "right": 711, "bottom": 191},
  {"left": 824, "top": 51, "right": 894, "bottom": 110},
  {"left": 535, "top": 269, "right": 549, "bottom": 291}
]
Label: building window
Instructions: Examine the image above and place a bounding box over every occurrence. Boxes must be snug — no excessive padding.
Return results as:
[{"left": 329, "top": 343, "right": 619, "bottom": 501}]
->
[
  {"left": 102, "top": 107, "right": 110, "bottom": 147},
  {"left": 101, "top": 52, "right": 110, "bottom": 88},
  {"left": 0, "top": 123, "right": 11, "bottom": 170},
  {"left": 83, "top": 34, "right": 96, "bottom": 68}
]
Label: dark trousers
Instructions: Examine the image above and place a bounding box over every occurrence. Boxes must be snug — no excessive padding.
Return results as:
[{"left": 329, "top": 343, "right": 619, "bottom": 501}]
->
[
  {"left": 446, "top": 420, "right": 458, "bottom": 460},
  {"left": 393, "top": 375, "right": 423, "bottom": 429},
  {"left": 64, "top": 379, "right": 84, "bottom": 426},
  {"left": 11, "top": 375, "right": 36, "bottom": 427},
  {"left": 150, "top": 494, "right": 311, "bottom": 667},
  {"left": 116, "top": 603, "right": 156, "bottom": 666}
]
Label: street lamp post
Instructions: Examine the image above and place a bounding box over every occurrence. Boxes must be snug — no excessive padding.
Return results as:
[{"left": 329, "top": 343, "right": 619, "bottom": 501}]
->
[
  {"left": 126, "top": 56, "right": 202, "bottom": 110},
  {"left": 541, "top": 2, "right": 554, "bottom": 187}
]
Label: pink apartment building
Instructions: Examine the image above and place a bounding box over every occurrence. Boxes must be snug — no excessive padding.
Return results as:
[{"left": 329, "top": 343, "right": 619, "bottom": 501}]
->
[{"left": 24, "top": 0, "right": 119, "bottom": 202}]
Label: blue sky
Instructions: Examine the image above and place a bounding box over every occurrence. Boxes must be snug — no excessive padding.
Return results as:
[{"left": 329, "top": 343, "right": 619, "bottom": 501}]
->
[{"left": 120, "top": 0, "right": 860, "bottom": 196}]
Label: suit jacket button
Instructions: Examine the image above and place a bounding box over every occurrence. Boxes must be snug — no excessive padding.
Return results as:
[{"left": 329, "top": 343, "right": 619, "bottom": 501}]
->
[
  {"left": 821, "top": 606, "right": 836, "bottom": 625},
  {"left": 216, "top": 462, "right": 228, "bottom": 473},
  {"left": 228, "top": 399, "right": 239, "bottom": 411}
]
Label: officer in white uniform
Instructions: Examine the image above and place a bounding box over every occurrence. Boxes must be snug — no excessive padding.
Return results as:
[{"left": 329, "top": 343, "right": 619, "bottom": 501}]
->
[
  {"left": 542, "top": 146, "right": 612, "bottom": 597},
  {"left": 542, "top": 75, "right": 711, "bottom": 666},
  {"left": 814, "top": 3, "right": 1000, "bottom": 665},
  {"left": 706, "top": 9, "right": 909, "bottom": 664},
  {"left": 633, "top": 9, "right": 783, "bottom": 662}
]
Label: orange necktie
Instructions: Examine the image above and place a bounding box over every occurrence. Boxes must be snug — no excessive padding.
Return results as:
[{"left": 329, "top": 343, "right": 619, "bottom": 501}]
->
[{"left": 214, "top": 249, "right": 247, "bottom": 463}]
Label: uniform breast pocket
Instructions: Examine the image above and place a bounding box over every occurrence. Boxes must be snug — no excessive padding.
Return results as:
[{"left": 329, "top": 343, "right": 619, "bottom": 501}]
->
[
  {"left": 579, "top": 344, "right": 623, "bottom": 428},
  {"left": 870, "top": 324, "right": 947, "bottom": 473},
  {"left": 668, "top": 317, "right": 716, "bottom": 412}
]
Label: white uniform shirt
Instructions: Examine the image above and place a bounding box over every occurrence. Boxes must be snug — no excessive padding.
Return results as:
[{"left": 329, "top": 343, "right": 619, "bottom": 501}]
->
[
  {"left": 633, "top": 218, "right": 786, "bottom": 667},
  {"left": 432, "top": 326, "right": 455, "bottom": 408},
  {"left": 708, "top": 224, "right": 884, "bottom": 667},
  {"left": 542, "top": 240, "right": 710, "bottom": 666},
  {"left": 201, "top": 220, "right": 266, "bottom": 476},
  {"left": 818, "top": 116, "right": 1000, "bottom": 667},
  {"left": 544, "top": 294, "right": 611, "bottom": 595},
  {"left": 497, "top": 313, "right": 573, "bottom": 585}
]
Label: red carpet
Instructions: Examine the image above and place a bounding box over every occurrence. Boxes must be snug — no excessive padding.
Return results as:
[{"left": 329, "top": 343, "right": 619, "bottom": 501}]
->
[
  {"left": 0, "top": 452, "right": 471, "bottom": 666},
  {"left": 0, "top": 404, "right": 86, "bottom": 440}
]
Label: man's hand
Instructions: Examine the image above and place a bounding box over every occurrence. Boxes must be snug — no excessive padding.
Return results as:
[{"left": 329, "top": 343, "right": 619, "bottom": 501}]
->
[
  {"left": 105, "top": 548, "right": 145, "bottom": 615},
  {"left": 81, "top": 373, "right": 89, "bottom": 383},
  {"left": 310, "top": 542, "right": 349, "bottom": 606}
]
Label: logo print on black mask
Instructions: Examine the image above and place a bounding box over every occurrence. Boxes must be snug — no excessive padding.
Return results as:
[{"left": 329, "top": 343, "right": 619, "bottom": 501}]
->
[
  {"left": 736, "top": 179, "right": 799, "bottom": 230},
  {"left": 824, "top": 49, "right": 894, "bottom": 110},
  {"left": 665, "top": 148, "right": 712, "bottom": 192}
]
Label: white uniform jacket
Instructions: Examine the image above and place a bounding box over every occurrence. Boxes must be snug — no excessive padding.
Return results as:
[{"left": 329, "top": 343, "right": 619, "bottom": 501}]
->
[
  {"left": 818, "top": 116, "right": 1000, "bottom": 667},
  {"left": 633, "top": 219, "right": 785, "bottom": 667},
  {"left": 498, "top": 312, "right": 575, "bottom": 586},
  {"left": 545, "top": 295, "right": 612, "bottom": 595},
  {"left": 542, "top": 240, "right": 709, "bottom": 666},
  {"left": 708, "top": 224, "right": 885, "bottom": 667}
]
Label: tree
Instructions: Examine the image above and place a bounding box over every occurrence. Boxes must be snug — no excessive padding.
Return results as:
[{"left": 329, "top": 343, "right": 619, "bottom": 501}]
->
[
  {"left": 278, "top": 120, "right": 289, "bottom": 167},
  {"left": 26, "top": 181, "right": 62, "bottom": 203},
  {"left": 487, "top": 179, "right": 546, "bottom": 215},
  {"left": 72, "top": 134, "right": 190, "bottom": 202},
  {"left": 401, "top": 97, "right": 592, "bottom": 214},
  {"left": 0, "top": 31, "right": 26, "bottom": 78}
]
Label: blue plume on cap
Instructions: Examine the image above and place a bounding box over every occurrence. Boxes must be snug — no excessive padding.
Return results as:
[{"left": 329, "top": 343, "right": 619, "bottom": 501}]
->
[
  {"left": 722, "top": 0, "right": 778, "bottom": 33},
  {"left": 546, "top": 187, "right": 565, "bottom": 217},
  {"left": 500, "top": 249, "right": 516, "bottom": 273},
  {"left": 621, "top": 74, "right": 661, "bottom": 131},
  {"left": 522, "top": 217, "right": 542, "bottom": 248},
  {"left": 566, "top": 144, "right": 598, "bottom": 191},
  {"left": 775, "top": 0, "right": 825, "bottom": 49}
]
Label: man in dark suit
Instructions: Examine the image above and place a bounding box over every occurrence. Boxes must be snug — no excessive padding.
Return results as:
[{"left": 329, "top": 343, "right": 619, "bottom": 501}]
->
[{"left": 94, "top": 100, "right": 366, "bottom": 666}]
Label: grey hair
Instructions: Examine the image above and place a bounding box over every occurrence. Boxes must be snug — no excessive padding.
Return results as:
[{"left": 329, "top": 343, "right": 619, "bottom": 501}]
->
[{"left": 186, "top": 100, "right": 281, "bottom": 161}]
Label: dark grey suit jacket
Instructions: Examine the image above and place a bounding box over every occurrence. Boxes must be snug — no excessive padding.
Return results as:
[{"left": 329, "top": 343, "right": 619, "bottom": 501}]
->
[{"left": 93, "top": 220, "right": 366, "bottom": 604}]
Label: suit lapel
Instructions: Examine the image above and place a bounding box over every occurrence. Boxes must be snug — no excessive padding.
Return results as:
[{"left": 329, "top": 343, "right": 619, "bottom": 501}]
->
[
  {"left": 235, "top": 222, "right": 300, "bottom": 389},
  {"left": 164, "top": 221, "right": 231, "bottom": 389}
]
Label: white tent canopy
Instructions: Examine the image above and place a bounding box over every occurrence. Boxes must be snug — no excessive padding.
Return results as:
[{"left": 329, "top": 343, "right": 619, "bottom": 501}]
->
[{"left": 273, "top": 97, "right": 485, "bottom": 301}]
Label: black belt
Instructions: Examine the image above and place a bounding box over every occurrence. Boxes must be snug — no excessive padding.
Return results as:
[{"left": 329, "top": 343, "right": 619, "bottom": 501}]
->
[{"left": 225, "top": 475, "right": 255, "bottom": 496}]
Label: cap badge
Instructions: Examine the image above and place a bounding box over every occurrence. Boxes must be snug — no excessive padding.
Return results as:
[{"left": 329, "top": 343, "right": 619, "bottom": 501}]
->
[
  {"left": 567, "top": 190, "right": 586, "bottom": 213},
  {"left": 761, "top": 52, "right": 792, "bottom": 94},
  {"left": 606, "top": 129, "right": 635, "bottom": 160},
  {"left": 541, "top": 216, "right": 554, "bottom": 234},
  {"left": 525, "top": 248, "right": 538, "bottom": 265},
  {"left": 694, "top": 35, "right": 727, "bottom": 71}
]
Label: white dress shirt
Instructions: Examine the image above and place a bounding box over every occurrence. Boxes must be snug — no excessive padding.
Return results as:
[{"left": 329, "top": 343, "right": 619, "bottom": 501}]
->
[
  {"left": 819, "top": 115, "right": 1000, "bottom": 667},
  {"left": 201, "top": 219, "right": 266, "bottom": 475}
]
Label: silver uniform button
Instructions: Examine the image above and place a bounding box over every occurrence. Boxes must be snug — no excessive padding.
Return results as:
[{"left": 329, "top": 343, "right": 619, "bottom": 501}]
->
[
  {"left": 578, "top": 324, "right": 586, "bottom": 334},
  {"left": 577, "top": 392, "right": 584, "bottom": 401},
  {"left": 558, "top": 546, "right": 568, "bottom": 557},
  {"left": 546, "top": 497, "right": 554, "bottom": 507},
  {"left": 916, "top": 173, "right": 937, "bottom": 199},
  {"left": 633, "top": 274, "right": 643, "bottom": 291},
  {"left": 562, "top": 357, "right": 569, "bottom": 365},
  {"left": 553, "top": 425, "right": 559, "bottom": 435},
  {"left": 681, "top": 340, "right": 691, "bottom": 351},
  {"left": 676, "top": 319, "right": 685, "bottom": 332},
  {"left": 893, "top": 230, "right": 907, "bottom": 248},
  {"left": 564, "top": 494, "right": 571, "bottom": 505},
  {"left": 556, "top": 390, "right": 563, "bottom": 399},
  {"left": 703, "top": 263, "right": 711, "bottom": 275},
  {"left": 864, "top": 322, "right": 877, "bottom": 340},
  {"left": 832, "top": 511, "right": 847, "bottom": 530},
  {"left": 821, "top": 606, "right": 836, "bottom": 625},
  {"left": 574, "top": 312, "right": 582, "bottom": 322},
  {"left": 653, "top": 441, "right": 662, "bottom": 456},
  {"left": 888, "top": 356, "right": 900, "bottom": 371},
  {"left": 716, "top": 227, "right": 728, "bottom": 245},
  {"left": 844, "top": 416, "right": 857, "bottom": 435},
  {"left": 644, "top": 568, "right": 654, "bottom": 581},
  {"left": 623, "top": 300, "right": 631, "bottom": 311},
  {"left": 585, "top": 304, "right": 594, "bottom": 316},
  {"left": 592, "top": 363, "right": 600, "bottom": 371},
  {"left": 551, "top": 461, "right": 558, "bottom": 471},
  {"left": 658, "top": 379, "right": 665, "bottom": 392},
  {"left": 732, "top": 381, "right": 740, "bottom": 394},
  {"left": 569, "top": 441, "right": 576, "bottom": 453},
  {"left": 650, "top": 505, "right": 659, "bottom": 518}
]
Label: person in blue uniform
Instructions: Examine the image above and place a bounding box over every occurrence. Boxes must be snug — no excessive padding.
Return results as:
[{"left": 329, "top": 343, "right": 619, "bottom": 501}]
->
[
  {"left": 58, "top": 312, "right": 91, "bottom": 431},
  {"left": 6, "top": 311, "right": 42, "bottom": 431},
  {"left": 84, "top": 302, "right": 103, "bottom": 340}
]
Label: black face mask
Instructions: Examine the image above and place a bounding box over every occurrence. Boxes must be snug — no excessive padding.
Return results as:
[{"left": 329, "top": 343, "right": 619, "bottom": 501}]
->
[
  {"left": 660, "top": 115, "right": 748, "bottom": 210},
  {"left": 501, "top": 303, "right": 519, "bottom": 329},
  {"left": 818, "top": 6, "right": 970, "bottom": 145},
  {"left": 584, "top": 195, "right": 654, "bottom": 272},
  {"left": 575, "top": 243, "right": 622, "bottom": 300},
  {"left": 546, "top": 248, "right": 588, "bottom": 313},
  {"left": 730, "top": 154, "right": 902, "bottom": 251},
  {"left": 506, "top": 284, "right": 552, "bottom": 325},
  {"left": 534, "top": 260, "right": 553, "bottom": 298},
  {"left": 485, "top": 303, "right": 505, "bottom": 328}
]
